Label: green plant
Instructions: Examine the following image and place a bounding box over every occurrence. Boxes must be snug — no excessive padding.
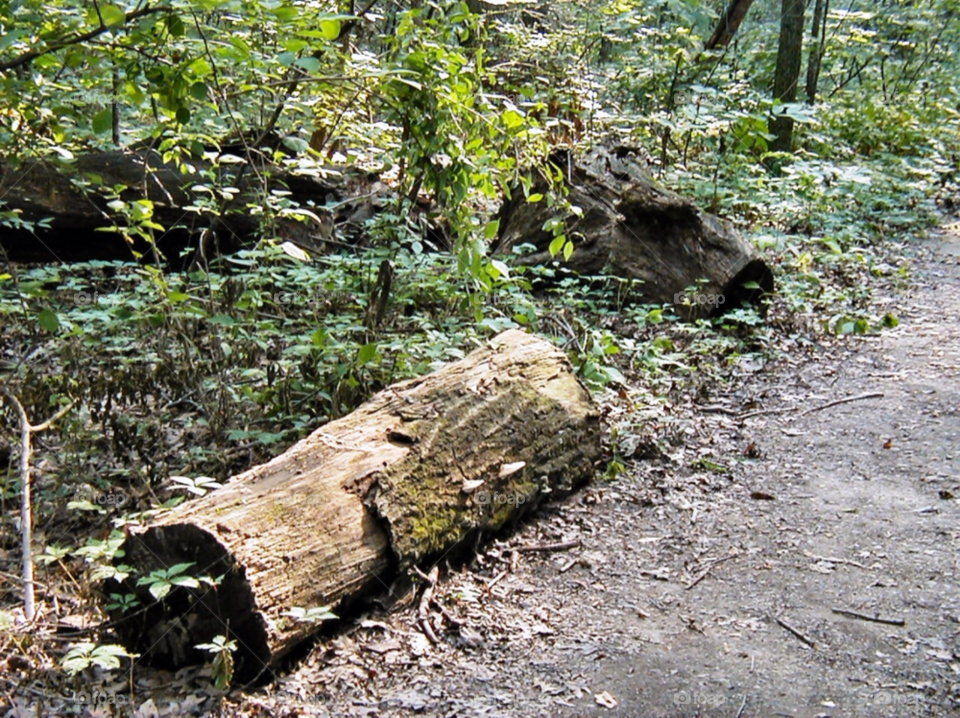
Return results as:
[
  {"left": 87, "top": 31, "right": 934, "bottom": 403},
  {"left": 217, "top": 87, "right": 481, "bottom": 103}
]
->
[
  {"left": 195, "top": 634, "right": 237, "bottom": 689},
  {"left": 61, "top": 642, "right": 134, "bottom": 676}
]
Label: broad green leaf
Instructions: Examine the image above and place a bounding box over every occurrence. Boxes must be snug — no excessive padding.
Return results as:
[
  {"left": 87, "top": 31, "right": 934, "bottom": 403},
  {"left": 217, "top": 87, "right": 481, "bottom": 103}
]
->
[
  {"left": 483, "top": 219, "right": 500, "bottom": 239},
  {"left": 280, "top": 241, "right": 309, "bottom": 261},
  {"left": 99, "top": 5, "right": 126, "bottom": 28},
  {"left": 358, "top": 343, "right": 377, "bottom": 365},
  {"left": 294, "top": 56, "right": 321, "bottom": 73},
  {"left": 165, "top": 14, "right": 186, "bottom": 37},
  {"left": 548, "top": 236, "right": 565, "bottom": 257},
  {"left": 92, "top": 109, "right": 113, "bottom": 135},
  {"left": 38, "top": 308, "right": 60, "bottom": 332},
  {"left": 319, "top": 19, "right": 341, "bottom": 40},
  {"left": 501, "top": 109, "right": 524, "bottom": 129}
]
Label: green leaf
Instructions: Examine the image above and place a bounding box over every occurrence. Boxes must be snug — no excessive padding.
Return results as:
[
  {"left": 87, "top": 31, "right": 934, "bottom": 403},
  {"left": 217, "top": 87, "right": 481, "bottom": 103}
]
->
[
  {"left": 272, "top": 5, "right": 299, "bottom": 21},
  {"left": 165, "top": 14, "right": 186, "bottom": 37},
  {"left": 527, "top": 193, "right": 543, "bottom": 203},
  {"left": 357, "top": 342, "right": 377, "bottom": 365},
  {"left": 562, "top": 240, "right": 574, "bottom": 261},
  {"left": 92, "top": 109, "right": 113, "bottom": 135},
  {"left": 319, "top": 19, "right": 341, "bottom": 40},
  {"left": 483, "top": 219, "right": 500, "bottom": 240},
  {"left": 99, "top": 5, "right": 126, "bottom": 28},
  {"left": 0, "top": 29, "right": 30, "bottom": 52},
  {"left": 548, "top": 236, "right": 565, "bottom": 257},
  {"left": 175, "top": 106, "right": 191, "bottom": 124},
  {"left": 189, "top": 82, "right": 208, "bottom": 100},
  {"left": 294, "top": 56, "right": 321, "bottom": 73},
  {"left": 501, "top": 109, "right": 524, "bottom": 129},
  {"left": 38, "top": 308, "right": 60, "bottom": 332},
  {"left": 882, "top": 313, "right": 899, "bottom": 329}
]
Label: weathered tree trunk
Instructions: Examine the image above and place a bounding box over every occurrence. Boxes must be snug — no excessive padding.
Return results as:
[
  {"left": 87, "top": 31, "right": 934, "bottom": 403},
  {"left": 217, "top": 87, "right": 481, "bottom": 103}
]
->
[
  {"left": 104, "top": 330, "right": 601, "bottom": 683},
  {"left": 491, "top": 146, "right": 774, "bottom": 319},
  {"left": 805, "top": 0, "right": 828, "bottom": 104},
  {"left": 770, "top": 0, "right": 807, "bottom": 152},
  {"left": 704, "top": 0, "right": 757, "bottom": 51},
  {"left": 0, "top": 149, "right": 389, "bottom": 263}
]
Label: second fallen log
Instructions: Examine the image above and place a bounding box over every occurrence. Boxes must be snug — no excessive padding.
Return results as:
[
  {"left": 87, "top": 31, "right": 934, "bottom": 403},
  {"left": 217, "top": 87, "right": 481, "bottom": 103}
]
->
[{"left": 104, "top": 329, "right": 601, "bottom": 683}]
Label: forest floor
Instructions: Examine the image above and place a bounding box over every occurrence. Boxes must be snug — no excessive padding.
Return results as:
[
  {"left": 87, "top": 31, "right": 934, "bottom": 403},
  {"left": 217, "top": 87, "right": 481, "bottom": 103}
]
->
[
  {"left": 7, "top": 226, "right": 958, "bottom": 718},
  {"left": 218, "top": 225, "right": 958, "bottom": 718}
]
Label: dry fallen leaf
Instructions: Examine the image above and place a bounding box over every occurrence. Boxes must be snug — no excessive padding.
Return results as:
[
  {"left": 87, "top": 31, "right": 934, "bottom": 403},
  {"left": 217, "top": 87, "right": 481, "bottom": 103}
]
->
[
  {"left": 750, "top": 491, "right": 776, "bottom": 501},
  {"left": 595, "top": 691, "right": 618, "bottom": 708}
]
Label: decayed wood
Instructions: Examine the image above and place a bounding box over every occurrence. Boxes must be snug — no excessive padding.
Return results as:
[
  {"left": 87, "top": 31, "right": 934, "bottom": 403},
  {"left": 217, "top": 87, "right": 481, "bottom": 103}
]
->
[
  {"left": 492, "top": 145, "right": 774, "bottom": 319},
  {"left": 0, "top": 148, "right": 386, "bottom": 263},
  {"left": 105, "top": 329, "right": 601, "bottom": 682}
]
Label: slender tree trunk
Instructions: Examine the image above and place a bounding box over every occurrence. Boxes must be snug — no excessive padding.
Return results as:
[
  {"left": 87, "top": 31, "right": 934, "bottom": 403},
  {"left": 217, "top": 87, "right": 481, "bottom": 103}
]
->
[
  {"left": 1, "top": 390, "right": 74, "bottom": 622},
  {"left": 770, "top": 0, "right": 807, "bottom": 152},
  {"left": 704, "top": 0, "right": 757, "bottom": 51},
  {"left": 805, "top": 0, "right": 828, "bottom": 103}
]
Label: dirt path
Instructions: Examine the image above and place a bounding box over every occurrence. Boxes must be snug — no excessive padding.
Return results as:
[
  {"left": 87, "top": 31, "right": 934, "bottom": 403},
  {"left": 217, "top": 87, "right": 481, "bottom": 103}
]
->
[{"left": 236, "top": 228, "right": 960, "bottom": 718}]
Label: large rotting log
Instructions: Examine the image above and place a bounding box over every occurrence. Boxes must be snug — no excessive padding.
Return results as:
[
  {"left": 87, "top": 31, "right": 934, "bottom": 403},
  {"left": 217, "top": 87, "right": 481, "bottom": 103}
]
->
[
  {"left": 492, "top": 145, "right": 774, "bottom": 319},
  {"left": 0, "top": 148, "right": 390, "bottom": 263},
  {"left": 104, "top": 329, "right": 601, "bottom": 683}
]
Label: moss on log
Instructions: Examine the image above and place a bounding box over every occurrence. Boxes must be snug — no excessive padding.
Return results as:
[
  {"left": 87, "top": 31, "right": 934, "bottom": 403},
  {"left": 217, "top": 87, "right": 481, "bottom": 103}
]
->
[{"left": 105, "top": 329, "right": 601, "bottom": 682}]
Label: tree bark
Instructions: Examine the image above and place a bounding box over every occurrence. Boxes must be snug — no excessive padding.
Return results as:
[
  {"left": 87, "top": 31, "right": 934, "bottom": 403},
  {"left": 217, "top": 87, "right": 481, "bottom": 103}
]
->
[
  {"left": 704, "top": 0, "right": 757, "bottom": 51},
  {"left": 0, "top": 149, "right": 385, "bottom": 264},
  {"left": 770, "top": 0, "right": 807, "bottom": 152},
  {"left": 104, "top": 330, "right": 601, "bottom": 684},
  {"left": 491, "top": 146, "right": 774, "bottom": 319},
  {"left": 805, "top": 0, "right": 828, "bottom": 104}
]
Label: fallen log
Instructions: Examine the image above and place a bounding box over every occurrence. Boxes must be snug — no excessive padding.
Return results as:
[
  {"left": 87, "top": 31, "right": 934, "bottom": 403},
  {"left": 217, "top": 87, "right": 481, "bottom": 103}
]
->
[
  {"left": 103, "top": 329, "right": 601, "bottom": 683},
  {"left": 492, "top": 145, "right": 775, "bottom": 319},
  {"left": 0, "top": 148, "right": 390, "bottom": 263}
]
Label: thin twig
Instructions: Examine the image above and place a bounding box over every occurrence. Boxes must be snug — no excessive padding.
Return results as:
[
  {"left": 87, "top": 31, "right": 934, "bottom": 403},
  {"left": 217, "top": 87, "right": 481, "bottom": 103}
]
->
[
  {"left": 773, "top": 615, "right": 815, "bottom": 648},
  {"left": 797, "top": 392, "right": 884, "bottom": 417},
  {"left": 739, "top": 406, "right": 792, "bottom": 420},
  {"left": 803, "top": 551, "right": 865, "bottom": 569},
  {"left": 831, "top": 608, "right": 905, "bottom": 627},
  {"left": 740, "top": 391, "right": 883, "bottom": 421},
  {"left": 735, "top": 695, "right": 747, "bottom": 718},
  {"left": 515, "top": 539, "right": 580, "bottom": 553},
  {"left": 684, "top": 552, "right": 740, "bottom": 590},
  {"left": 415, "top": 566, "right": 439, "bottom": 645}
]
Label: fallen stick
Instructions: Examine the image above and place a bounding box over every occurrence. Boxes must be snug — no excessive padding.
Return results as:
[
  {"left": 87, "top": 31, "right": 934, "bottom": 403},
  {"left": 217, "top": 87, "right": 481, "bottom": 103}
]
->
[
  {"left": 797, "top": 392, "right": 884, "bottom": 417},
  {"left": 740, "top": 392, "right": 884, "bottom": 421},
  {"left": 416, "top": 566, "right": 440, "bottom": 645},
  {"left": 831, "top": 608, "right": 905, "bottom": 627},
  {"left": 515, "top": 539, "right": 581, "bottom": 553},
  {"left": 803, "top": 551, "right": 866, "bottom": 569},
  {"left": 684, "top": 553, "right": 740, "bottom": 590},
  {"left": 738, "top": 407, "right": 792, "bottom": 420},
  {"left": 735, "top": 695, "right": 747, "bottom": 718},
  {"left": 773, "top": 615, "right": 815, "bottom": 648}
]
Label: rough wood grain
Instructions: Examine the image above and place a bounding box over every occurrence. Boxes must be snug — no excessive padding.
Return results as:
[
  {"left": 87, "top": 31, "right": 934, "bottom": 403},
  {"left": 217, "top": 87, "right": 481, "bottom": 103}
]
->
[
  {"left": 492, "top": 145, "right": 774, "bottom": 319},
  {"left": 105, "top": 329, "right": 601, "bottom": 682}
]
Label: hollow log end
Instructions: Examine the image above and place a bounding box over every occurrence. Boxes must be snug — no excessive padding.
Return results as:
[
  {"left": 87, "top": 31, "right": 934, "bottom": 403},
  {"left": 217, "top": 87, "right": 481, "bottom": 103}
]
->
[{"left": 105, "top": 524, "right": 272, "bottom": 685}]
